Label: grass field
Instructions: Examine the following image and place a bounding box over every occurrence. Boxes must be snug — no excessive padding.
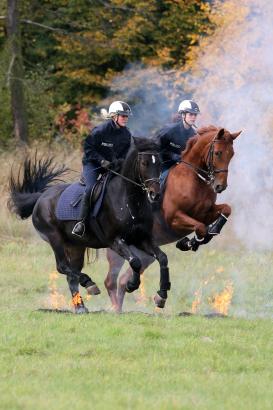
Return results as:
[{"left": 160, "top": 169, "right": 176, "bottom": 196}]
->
[{"left": 0, "top": 150, "right": 272, "bottom": 409}]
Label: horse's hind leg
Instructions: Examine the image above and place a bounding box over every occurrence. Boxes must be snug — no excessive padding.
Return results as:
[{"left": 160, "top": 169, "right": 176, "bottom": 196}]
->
[
  {"left": 46, "top": 236, "right": 96, "bottom": 313},
  {"left": 66, "top": 276, "right": 88, "bottom": 314},
  {"left": 105, "top": 249, "right": 125, "bottom": 312},
  {"left": 64, "top": 246, "right": 101, "bottom": 313},
  {"left": 66, "top": 246, "right": 101, "bottom": 296},
  {"left": 50, "top": 243, "right": 87, "bottom": 313}
]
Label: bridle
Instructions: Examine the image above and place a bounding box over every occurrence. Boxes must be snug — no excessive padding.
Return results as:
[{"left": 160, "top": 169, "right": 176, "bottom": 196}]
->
[
  {"left": 180, "top": 137, "right": 229, "bottom": 185},
  {"left": 109, "top": 151, "right": 160, "bottom": 193}
]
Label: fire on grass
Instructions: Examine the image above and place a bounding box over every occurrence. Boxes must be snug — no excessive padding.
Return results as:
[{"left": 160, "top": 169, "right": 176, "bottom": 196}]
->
[
  {"left": 191, "top": 267, "right": 234, "bottom": 316},
  {"left": 47, "top": 271, "right": 67, "bottom": 310},
  {"left": 46, "top": 271, "right": 91, "bottom": 310},
  {"left": 135, "top": 274, "right": 148, "bottom": 306}
]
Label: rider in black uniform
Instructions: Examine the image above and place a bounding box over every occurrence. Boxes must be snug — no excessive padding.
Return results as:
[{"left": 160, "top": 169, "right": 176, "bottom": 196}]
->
[
  {"left": 156, "top": 100, "right": 200, "bottom": 178},
  {"left": 72, "top": 101, "right": 132, "bottom": 237}
]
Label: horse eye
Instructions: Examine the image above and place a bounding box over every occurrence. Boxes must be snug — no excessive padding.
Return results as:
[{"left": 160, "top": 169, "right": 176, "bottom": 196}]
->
[
  {"left": 215, "top": 151, "right": 222, "bottom": 157},
  {"left": 142, "top": 160, "right": 149, "bottom": 167}
]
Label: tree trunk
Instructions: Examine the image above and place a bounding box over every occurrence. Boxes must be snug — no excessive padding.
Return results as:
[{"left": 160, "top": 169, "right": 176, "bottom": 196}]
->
[{"left": 6, "top": 0, "right": 28, "bottom": 144}]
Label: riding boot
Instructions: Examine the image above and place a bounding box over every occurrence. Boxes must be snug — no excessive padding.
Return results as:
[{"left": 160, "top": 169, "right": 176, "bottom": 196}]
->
[{"left": 72, "top": 192, "right": 90, "bottom": 237}]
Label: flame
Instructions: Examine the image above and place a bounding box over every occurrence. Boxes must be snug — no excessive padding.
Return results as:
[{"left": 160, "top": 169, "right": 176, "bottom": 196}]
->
[
  {"left": 136, "top": 275, "right": 148, "bottom": 305},
  {"left": 48, "top": 271, "right": 67, "bottom": 309},
  {"left": 71, "top": 292, "right": 83, "bottom": 307},
  {"left": 191, "top": 266, "right": 234, "bottom": 316},
  {"left": 208, "top": 281, "right": 234, "bottom": 316},
  {"left": 191, "top": 287, "right": 202, "bottom": 314}
]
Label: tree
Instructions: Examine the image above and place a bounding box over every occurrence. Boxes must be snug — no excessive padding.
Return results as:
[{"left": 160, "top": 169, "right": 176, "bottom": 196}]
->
[{"left": 6, "top": 0, "right": 28, "bottom": 144}]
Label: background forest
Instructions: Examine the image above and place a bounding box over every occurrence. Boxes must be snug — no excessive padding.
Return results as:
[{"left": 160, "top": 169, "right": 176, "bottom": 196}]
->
[{"left": 0, "top": 0, "right": 219, "bottom": 147}]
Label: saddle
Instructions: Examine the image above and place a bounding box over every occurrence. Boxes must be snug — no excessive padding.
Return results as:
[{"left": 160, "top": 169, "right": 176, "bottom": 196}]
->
[{"left": 78, "top": 173, "right": 107, "bottom": 208}]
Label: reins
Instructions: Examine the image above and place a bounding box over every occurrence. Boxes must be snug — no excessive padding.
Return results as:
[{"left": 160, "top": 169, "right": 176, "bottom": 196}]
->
[{"left": 109, "top": 151, "right": 160, "bottom": 192}]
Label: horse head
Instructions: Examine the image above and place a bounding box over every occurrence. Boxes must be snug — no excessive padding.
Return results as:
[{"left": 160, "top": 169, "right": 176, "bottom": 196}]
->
[
  {"left": 183, "top": 126, "right": 242, "bottom": 194},
  {"left": 124, "top": 137, "right": 161, "bottom": 203},
  {"left": 206, "top": 128, "right": 242, "bottom": 193}
]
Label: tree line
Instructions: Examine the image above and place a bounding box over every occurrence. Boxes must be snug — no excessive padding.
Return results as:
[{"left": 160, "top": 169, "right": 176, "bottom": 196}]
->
[{"left": 0, "top": 0, "right": 215, "bottom": 146}]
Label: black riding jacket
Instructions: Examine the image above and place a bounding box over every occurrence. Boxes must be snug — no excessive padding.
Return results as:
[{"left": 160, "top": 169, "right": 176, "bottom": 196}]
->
[
  {"left": 82, "top": 119, "right": 132, "bottom": 166},
  {"left": 156, "top": 121, "right": 196, "bottom": 167}
]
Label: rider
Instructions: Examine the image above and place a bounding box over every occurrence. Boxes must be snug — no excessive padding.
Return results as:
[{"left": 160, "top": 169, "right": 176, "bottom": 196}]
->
[
  {"left": 72, "top": 101, "right": 132, "bottom": 237},
  {"left": 156, "top": 99, "right": 200, "bottom": 179}
]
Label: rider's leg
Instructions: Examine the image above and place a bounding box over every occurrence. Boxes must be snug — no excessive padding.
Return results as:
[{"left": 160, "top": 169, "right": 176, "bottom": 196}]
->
[{"left": 72, "top": 163, "right": 99, "bottom": 237}]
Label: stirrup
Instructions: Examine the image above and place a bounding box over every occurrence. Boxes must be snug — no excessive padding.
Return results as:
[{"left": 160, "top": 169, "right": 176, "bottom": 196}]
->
[{"left": 72, "top": 221, "right": 85, "bottom": 237}]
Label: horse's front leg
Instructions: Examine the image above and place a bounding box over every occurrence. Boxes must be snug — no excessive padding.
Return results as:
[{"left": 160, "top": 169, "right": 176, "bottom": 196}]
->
[
  {"left": 111, "top": 238, "right": 143, "bottom": 294},
  {"left": 136, "top": 241, "right": 171, "bottom": 308},
  {"left": 151, "top": 246, "right": 171, "bottom": 309},
  {"left": 168, "top": 209, "right": 207, "bottom": 237},
  {"left": 176, "top": 204, "right": 231, "bottom": 252},
  {"left": 167, "top": 209, "right": 207, "bottom": 252},
  {"left": 201, "top": 203, "right": 231, "bottom": 244}
]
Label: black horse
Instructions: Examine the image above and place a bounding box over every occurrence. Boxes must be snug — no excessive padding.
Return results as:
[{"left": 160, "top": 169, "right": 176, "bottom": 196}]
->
[{"left": 8, "top": 139, "right": 171, "bottom": 313}]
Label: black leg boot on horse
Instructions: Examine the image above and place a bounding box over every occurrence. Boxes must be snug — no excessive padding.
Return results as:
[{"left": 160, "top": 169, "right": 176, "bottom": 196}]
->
[
  {"left": 176, "top": 213, "right": 229, "bottom": 252},
  {"left": 72, "top": 191, "right": 91, "bottom": 237}
]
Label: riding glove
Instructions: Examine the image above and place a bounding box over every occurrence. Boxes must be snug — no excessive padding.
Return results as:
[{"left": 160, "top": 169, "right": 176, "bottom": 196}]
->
[{"left": 100, "top": 159, "right": 112, "bottom": 169}]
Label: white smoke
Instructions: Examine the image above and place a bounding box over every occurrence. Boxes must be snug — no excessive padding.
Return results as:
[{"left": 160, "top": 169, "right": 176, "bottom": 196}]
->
[
  {"left": 104, "top": 0, "right": 273, "bottom": 249},
  {"left": 190, "top": 0, "right": 273, "bottom": 250}
]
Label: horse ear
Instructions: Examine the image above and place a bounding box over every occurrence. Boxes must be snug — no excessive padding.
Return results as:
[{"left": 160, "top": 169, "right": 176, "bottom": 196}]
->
[
  {"left": 216, "top": 128, "right": 225, "bottom": 140},
  {"left": 231, "top": 130, "right": 242, "bottom": 140}
]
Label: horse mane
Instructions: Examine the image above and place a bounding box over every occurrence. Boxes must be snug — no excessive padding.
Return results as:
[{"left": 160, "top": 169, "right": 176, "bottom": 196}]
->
[
  {"left": 182, "top": 136, "right": 199, "bottom": 158},
  {"left": 182, "top": 125, "right": 224, "bottom": 158},
  {"left": 132, "top": 136, "right": 161, "bottom": 153},
  {"left": 197, "top": 125, "right": 219, "bottom": 135}
]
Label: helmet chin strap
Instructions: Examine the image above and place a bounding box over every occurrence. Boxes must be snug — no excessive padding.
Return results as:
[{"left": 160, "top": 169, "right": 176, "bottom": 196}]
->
[
  {"left": 182, "top": 113, "right": 192, "bottom": 128},
  {"left": 182, "top": 113, "right": 197, "bottom": 129},
  {"left": 113, "top": 115, "right": 121, "bottom": 128}
]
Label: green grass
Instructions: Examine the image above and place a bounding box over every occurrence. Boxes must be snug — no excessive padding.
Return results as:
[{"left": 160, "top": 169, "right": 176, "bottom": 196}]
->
[
  {"left": 0, "top": 145, "right": 272, "bottom": 409},
  {"left": 0, "top": 227, "right": 272, "bottom": 409}
]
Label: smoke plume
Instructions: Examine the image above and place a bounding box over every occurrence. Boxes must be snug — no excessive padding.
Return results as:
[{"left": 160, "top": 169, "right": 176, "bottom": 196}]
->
[{"left": 106, "top": 0, "right": 273, "bottom": 250}]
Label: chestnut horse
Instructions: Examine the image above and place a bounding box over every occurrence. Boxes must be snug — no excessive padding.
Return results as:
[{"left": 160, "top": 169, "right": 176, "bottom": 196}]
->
[{"left": 105, "top": 126, "right": 242, "bottom": 311}]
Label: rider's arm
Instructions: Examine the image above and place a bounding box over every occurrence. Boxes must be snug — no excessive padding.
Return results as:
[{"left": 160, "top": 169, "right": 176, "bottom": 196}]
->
[
  {"left": 157, "top": 128, "right": 181, "bottom": 163},
  {"left": 83, "top": 129, "right": 106, "bottom": 166}
]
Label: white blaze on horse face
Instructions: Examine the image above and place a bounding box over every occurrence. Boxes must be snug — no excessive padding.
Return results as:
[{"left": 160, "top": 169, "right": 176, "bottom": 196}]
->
[{"left": 152, "top": 155, "right": 156, "bottom": 164}]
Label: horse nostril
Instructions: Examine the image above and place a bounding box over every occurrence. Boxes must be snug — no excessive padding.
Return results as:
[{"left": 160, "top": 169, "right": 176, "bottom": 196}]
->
[{"left": 215, "top": 184, "right": 226, "bottom": 193}]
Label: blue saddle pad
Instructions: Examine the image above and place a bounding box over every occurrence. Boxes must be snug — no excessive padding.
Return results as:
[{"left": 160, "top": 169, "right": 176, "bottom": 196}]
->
[
  {"left": 56, "top": 178, "right": 108, "bottom": 221},
  {"left": 56, "top": 183, "right": 85, "bottom": 220}
]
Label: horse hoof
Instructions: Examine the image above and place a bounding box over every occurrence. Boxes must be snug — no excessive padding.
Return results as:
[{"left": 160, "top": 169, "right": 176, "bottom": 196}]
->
[
  {"left": 75, "top": 305, "right": 89, "bottom": 314},
  {"left": 86, "top": 284, "right": 101, "bottom": 296},
  {"left": 125, "top": 285, "right": 134, "bottom": 293},
  {"left": 154, "top": 293, "right": 166, "bottom": 308},
  {"left": 176, "top": 237, "right": 192, "bottom": 252},
  {"left": 125, "top": 282, "right": 140, "bottom": 293}
]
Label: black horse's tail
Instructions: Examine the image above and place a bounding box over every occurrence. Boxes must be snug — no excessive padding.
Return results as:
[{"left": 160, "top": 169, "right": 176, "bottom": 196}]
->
[{"left": 8, "top": 155, "right": 68, "bottom": 219}]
